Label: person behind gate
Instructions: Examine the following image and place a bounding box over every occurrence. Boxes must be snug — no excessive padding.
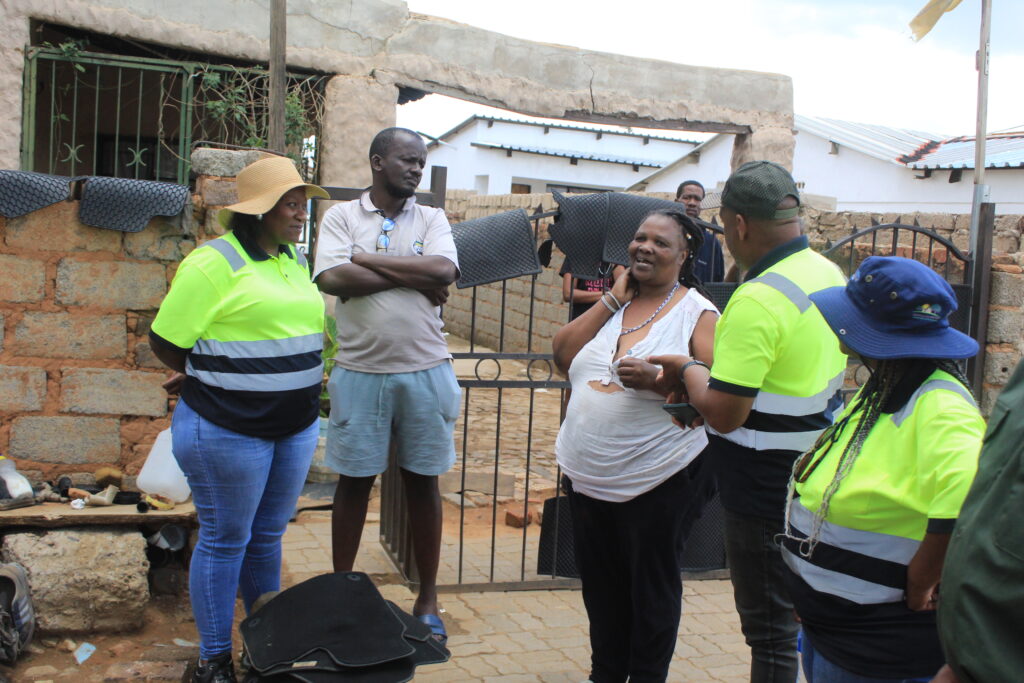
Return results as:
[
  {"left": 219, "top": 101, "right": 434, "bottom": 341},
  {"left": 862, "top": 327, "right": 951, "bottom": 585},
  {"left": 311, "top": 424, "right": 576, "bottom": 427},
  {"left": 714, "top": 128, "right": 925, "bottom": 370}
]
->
[
  {"left": 313, "top": 127, "right": 460, "bottom": 645},
  {"left": 552, "top": 209, "right": 718, "bottom": 683},
  {"left": 652, "top": 161, "right": 847, "bottom": 683},
  {"left": 150, "top": 156, "right": 329, "bottom": 683},
  {"left": 779, "top": 256, "right": 984, "bottom": 682}
]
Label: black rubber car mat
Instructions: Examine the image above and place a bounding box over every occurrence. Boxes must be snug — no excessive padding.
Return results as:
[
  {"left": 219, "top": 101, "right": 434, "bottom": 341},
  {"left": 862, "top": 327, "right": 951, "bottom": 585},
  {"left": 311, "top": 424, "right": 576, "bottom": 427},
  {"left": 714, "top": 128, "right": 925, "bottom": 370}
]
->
[
  {"left": 78, "top": 176, "right": 190, "bottom": 232},
  {"left": 240, "top": 573, "right": 412, "bottom": 672},
  {"left": 0, "top": 170, "right": 73, "bottom": 218},
  {"left": 548, "top": 190, "right": 610, "bottom": 280},
  {"left": 451, "top": 209, "right": 542, "bottom": 288}
]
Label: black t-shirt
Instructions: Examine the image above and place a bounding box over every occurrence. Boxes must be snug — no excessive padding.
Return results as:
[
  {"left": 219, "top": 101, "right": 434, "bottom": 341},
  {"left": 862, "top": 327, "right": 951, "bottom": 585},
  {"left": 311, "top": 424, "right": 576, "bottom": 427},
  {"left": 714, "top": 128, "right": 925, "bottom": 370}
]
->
[{"left": 560, "top": 261, "right": 615, "bottom": 320}]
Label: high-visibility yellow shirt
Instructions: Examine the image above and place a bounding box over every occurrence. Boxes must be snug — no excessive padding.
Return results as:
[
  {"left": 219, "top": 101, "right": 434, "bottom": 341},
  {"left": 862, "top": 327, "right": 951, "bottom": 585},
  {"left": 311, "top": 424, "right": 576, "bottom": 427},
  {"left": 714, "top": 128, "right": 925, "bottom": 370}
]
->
[{"left": 151, "top": 230, "right": 324, "bottom": 438}]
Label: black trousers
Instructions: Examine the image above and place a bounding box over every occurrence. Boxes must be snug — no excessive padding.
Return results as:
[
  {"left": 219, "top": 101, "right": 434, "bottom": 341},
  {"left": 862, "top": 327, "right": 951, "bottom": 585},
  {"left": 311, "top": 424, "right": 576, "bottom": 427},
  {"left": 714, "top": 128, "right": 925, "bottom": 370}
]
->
[{"left": 565, "top": 458, "right": 703, "bottom": 683}]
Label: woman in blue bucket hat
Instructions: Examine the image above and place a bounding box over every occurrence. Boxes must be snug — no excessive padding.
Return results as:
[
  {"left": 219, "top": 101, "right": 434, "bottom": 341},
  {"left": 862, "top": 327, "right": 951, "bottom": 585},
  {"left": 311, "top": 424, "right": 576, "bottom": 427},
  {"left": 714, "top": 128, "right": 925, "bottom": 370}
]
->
[{"left": 778, "top": 256, "right": 984, "bottom": 683}]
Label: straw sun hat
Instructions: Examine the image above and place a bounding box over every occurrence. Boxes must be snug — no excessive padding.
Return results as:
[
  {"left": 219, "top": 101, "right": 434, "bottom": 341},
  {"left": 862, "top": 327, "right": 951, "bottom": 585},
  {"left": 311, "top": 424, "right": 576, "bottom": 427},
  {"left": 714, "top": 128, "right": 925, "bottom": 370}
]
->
[{"left": 217, "top": 156, "right": 329, "bottom": 229}]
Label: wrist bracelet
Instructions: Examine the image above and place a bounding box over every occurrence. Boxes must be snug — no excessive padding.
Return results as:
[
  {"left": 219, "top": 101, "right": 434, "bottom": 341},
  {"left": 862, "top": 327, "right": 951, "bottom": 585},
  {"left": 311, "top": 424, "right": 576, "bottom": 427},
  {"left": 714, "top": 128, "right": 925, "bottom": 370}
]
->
[
  {"left": 606, "top": 291, "right": 622, "bottom": 309},
  {"left": 600, "top": 294, "right": 619, "bottom": 313},
  {"left": 678, "top": 359, "right": 710, "bottom": 382}
]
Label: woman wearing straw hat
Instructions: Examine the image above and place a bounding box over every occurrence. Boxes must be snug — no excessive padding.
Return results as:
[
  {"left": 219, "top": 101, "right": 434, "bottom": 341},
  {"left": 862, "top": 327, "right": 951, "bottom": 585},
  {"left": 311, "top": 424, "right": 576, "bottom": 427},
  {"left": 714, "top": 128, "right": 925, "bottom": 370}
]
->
[
  {"left": 150, "top": 155, "right": 329, "bottom": 683},
  {"left": 774, "top": 256, "right": 984, "bottom": 682}
]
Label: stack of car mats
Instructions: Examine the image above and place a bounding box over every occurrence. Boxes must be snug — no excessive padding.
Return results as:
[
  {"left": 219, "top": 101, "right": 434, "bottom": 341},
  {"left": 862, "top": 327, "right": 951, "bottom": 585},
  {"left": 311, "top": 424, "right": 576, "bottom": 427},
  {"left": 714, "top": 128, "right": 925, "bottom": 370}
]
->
[
  {"left": 0, "top": 170, "right": 189, "bottom": 232},
  {"left": 548, "top": 190, "right": 700, "bottom": 279},
  {"left": 450, "top": 208, "right": 542, "bottom": 288},
  {"left": 240, "top": 572, "right": 449, "bottom": 682}
]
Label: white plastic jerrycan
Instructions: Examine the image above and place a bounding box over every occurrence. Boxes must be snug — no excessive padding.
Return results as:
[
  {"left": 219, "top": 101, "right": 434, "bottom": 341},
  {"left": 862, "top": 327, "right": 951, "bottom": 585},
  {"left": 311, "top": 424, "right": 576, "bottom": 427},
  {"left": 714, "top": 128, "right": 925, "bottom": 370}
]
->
[{"left": 136, "top": 429, "right": 191, "bottom": 503}]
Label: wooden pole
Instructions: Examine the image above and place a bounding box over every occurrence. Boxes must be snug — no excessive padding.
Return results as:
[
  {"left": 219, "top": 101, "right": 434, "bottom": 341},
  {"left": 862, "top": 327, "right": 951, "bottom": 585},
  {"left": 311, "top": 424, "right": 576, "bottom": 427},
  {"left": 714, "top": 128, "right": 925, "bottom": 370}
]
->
[{"left": 268, "top": 0, "right": 286, "bottom": 153}]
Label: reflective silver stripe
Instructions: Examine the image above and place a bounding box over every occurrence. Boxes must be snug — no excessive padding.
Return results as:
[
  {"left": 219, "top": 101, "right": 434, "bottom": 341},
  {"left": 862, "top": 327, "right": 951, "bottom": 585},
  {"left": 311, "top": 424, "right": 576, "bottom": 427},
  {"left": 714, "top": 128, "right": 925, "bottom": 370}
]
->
[
  {"left": 185, "top": 363, "right": 323, "bottom": 392},
  {"left": 707, "top": 423, "right": 826, "bottom": 451},
  {"left": 891, "top": 379, "right": 977, "bottom": 427},
  {"left": 193, "top": 334, "right": 322, "bottom": 359},
  {"left": 204, "top": 238, "right": 246, "bottom": 272},
  {"left": 781, "top": 547, "right": 904, "bottom": 605},
  {"left": 753, "top": 369, "right": 846, "bottom": 416},
  {"left": 746, "top": 272, "right": 811, "bottom": 312},
  {"left": 788, "top": 498, "right": 920, "bottom": 565}
]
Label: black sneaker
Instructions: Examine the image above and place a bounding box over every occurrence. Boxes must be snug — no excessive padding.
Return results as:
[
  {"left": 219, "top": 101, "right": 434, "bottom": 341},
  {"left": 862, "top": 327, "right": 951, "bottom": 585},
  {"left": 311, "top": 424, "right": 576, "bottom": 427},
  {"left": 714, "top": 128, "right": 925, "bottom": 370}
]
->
[{"left": 188, "top": 653, "right": 236, "bottom": 683}]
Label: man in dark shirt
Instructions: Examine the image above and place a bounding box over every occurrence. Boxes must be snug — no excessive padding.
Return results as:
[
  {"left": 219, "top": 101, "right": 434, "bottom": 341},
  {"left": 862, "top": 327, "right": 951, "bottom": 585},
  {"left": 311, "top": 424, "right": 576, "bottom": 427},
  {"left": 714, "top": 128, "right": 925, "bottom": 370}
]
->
[{"left": 675, "top": 180, "right": 725, "bottom": 283}]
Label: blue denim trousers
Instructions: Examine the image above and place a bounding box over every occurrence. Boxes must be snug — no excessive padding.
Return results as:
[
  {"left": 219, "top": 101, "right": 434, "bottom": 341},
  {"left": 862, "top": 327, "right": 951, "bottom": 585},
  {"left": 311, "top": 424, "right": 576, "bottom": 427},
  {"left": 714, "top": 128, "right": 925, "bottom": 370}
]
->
[
  {"left": 802, "top": 635, "right": 934, "bottom": 683},
  {"left": 171, "top": 398, "right": 318, "bottom": 659},
  {"left": 723, "top": 509, "right": 800, "bottom": 683}
]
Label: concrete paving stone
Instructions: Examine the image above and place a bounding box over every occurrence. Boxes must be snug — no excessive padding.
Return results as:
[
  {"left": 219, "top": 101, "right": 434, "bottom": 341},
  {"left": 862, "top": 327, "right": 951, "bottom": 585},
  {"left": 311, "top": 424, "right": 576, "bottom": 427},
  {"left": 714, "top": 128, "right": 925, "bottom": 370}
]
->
[
  {"left": 690, "top": 633, "right": 726, "bottom": 656},
  {"left": 507, "top": 610, "right": 545, "bottom": 631},
  {"left": 482, "top": 675, "right": 542, "bottom": 682},
  {"left": 508, "top": 631, "right": 551, "bottom": 652},
  {"left": 692, "top": 612, "right": 740, "bottom": 634},
  {"left": 457, "top": 655, "right": 501, "bottom": 678},
  {"left": 477, "top": 653, "right": 529, "bottom": 675},
  {"left": 708, "top": 662, "right": 752, "bottom": 680},
  {"left": 688, "top": 652, "right": 748, "bottom": 669},
  {"left": 480, "top": 632, "right": 525, "bottom": 653},
  {"left": 449, "top": 640, "right": 498, "bottom": 657}
]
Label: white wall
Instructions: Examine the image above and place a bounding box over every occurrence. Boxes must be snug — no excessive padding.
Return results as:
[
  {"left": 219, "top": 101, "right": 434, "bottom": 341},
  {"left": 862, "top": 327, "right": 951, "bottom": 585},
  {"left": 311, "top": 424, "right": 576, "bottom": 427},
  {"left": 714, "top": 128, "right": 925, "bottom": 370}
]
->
[
  {"left": 424, "top": 118, "right": 695, "bottom": 194},
  {"left": 640, "top": 134, "right": 734, "bottom": 195},
  {"left": 642, "top": 130, "right": 1024, "bottom": 213}
]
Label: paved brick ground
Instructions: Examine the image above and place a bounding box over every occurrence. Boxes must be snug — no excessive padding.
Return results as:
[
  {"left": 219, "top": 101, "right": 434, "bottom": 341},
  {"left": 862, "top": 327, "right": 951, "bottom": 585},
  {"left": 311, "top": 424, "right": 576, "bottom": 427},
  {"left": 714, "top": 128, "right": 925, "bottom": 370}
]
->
[{"left": 282, "top": 510, "right": 751, "bottom": 682}]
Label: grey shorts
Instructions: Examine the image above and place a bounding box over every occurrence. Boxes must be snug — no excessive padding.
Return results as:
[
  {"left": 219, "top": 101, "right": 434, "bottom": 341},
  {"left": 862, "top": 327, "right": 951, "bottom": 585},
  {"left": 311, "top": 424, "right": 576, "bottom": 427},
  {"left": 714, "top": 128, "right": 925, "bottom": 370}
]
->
[{"left": 325, "top": 362, "right": 461, "bottom": 477}]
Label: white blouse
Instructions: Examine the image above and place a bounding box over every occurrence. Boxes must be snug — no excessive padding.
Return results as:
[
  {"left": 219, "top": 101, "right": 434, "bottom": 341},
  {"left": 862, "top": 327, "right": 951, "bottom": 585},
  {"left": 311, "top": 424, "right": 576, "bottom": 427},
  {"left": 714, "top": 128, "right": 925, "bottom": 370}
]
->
[{"left": 555, "top": 288, "right": 718, "bottom": 502}]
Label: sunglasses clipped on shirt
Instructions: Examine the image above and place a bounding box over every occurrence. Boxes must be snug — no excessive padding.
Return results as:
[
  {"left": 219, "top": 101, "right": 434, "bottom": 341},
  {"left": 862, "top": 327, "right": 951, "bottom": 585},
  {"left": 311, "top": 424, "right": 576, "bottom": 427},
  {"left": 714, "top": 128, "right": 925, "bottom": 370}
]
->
[{"left": 376, "top": 217, "right": 396, "bottom": 252}]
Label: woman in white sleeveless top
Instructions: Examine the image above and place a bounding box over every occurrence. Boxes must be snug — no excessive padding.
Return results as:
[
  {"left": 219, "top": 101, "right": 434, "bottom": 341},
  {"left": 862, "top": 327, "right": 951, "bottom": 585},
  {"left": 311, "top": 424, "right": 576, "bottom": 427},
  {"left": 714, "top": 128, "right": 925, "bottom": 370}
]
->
[{"left": 553, "top": 210, "right": 719, "bottom": 683}]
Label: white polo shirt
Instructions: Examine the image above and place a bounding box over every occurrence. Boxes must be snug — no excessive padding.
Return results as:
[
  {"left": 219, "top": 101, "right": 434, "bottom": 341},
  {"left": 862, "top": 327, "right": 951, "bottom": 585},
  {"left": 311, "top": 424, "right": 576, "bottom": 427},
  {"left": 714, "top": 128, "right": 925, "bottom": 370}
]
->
[{"left": 313, "top": 191, "right": 460, "bottom": 374}]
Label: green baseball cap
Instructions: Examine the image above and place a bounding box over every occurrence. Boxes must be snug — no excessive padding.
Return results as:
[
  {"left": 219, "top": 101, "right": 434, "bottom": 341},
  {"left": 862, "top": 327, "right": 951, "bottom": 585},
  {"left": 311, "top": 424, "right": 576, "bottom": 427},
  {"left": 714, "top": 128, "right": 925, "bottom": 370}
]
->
[{"left": 721, "top": 161, "right": 800, "bottom": 220}]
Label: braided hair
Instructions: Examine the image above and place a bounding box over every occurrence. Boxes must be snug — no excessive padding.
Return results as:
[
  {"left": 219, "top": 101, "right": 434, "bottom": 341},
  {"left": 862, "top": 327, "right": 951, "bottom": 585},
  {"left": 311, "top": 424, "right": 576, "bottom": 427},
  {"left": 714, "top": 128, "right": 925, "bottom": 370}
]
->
[
  {"left": 783, "top": 357, "right": 972, "bottom": 558},
  {"left": 227, "top": 211, "right": 264, "bottom": 243},
  {"left": 645, "top": 209, "right": 713, "bottom": 301}
]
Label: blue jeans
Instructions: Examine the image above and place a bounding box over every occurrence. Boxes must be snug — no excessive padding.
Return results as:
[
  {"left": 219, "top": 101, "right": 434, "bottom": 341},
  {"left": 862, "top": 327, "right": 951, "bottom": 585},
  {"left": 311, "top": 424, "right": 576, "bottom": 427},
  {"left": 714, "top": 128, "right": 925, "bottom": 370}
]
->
[
  {"left": 802, "top": 635, "right": 933, "bottom": 682},
  {"left": 724, "top": 509, "right": 800, "bottom": 683},
  {"left": 172, "top": 399, "right": 318, "bottom": 659}
]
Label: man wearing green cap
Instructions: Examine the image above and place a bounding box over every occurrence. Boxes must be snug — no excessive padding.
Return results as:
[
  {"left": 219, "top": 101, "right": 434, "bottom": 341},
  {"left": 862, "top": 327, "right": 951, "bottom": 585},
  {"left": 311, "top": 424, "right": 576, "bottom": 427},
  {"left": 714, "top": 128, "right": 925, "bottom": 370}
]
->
[{"left": 652, "top": 161, "right": 847, "bottom": 682}]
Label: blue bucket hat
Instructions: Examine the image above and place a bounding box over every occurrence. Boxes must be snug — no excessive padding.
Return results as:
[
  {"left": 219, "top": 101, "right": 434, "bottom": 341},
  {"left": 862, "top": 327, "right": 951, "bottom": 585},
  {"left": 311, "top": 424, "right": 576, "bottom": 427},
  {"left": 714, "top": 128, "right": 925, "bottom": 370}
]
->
[{"left": 809, "top": 256, "right": 978, "bottom": 360}]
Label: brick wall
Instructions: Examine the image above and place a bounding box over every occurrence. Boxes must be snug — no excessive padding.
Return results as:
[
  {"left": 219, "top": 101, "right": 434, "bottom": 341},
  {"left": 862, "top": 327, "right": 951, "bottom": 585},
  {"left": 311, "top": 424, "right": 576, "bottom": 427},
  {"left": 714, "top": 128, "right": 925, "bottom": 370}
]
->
[
  {"left": 442, "top": 192, "right": 1024, "bottom": 415},
  {"left": 0, "top": 197, "right": 200, "bottom": 478}
]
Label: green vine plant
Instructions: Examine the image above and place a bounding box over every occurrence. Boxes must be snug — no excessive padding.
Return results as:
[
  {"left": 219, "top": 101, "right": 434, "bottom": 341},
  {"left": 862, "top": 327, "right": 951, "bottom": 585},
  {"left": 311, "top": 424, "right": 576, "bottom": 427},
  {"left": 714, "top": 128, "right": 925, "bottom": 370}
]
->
[
  {"left": 173, "top": 65, "right": 324, "bottom": 178},
  {"left": 34, "top": 41, "right": 326, "bottom": 182},
  {"left": 320, "top": 315, "right": 339, "bottom": 418}
]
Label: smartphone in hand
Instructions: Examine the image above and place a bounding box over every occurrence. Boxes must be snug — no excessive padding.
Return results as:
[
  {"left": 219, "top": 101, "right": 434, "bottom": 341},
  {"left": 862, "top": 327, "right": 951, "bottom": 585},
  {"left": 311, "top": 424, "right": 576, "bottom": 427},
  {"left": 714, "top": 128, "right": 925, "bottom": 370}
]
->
[{"left": 661, "top": 402, "right": 700, "bottom": 425}]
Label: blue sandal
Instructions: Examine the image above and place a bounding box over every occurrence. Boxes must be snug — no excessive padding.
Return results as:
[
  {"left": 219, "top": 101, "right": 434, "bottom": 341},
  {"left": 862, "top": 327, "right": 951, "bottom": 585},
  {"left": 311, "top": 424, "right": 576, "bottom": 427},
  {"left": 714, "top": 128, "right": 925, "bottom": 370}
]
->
[{"left": 417, "top": 613, "right": 448, "bottom": 645}]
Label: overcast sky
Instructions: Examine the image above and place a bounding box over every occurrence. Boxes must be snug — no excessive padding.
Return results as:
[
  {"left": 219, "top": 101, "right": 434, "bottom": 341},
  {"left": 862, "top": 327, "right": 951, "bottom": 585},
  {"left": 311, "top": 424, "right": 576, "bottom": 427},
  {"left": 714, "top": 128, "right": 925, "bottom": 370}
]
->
[{"left": 397, "top": 0, "right": 1024, "bottom": 139}]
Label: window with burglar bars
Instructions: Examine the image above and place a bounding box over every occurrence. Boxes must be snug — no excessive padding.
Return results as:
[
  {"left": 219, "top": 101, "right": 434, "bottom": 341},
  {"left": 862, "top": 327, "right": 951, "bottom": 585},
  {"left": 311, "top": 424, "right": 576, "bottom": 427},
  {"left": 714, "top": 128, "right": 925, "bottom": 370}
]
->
[{"left": 21, "top": 43, "right": 327, "bottom": 185}]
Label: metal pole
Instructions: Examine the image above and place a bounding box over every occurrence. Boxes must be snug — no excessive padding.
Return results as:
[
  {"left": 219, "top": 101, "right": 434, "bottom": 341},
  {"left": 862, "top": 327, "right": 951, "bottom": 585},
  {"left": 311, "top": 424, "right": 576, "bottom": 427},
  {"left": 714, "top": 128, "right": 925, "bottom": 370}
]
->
[
  {"left": 268, "top": 0, "right": 286, "bottom": 153},
  {"left": 967, "top": 0, "right": 992, "bottom": 259}
]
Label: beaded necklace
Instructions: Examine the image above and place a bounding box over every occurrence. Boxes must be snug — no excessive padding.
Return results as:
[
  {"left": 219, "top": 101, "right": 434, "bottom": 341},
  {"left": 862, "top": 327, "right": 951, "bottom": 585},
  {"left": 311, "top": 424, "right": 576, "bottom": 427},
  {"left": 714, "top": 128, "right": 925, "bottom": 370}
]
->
[{"left": 619, "top": 282, "right": 679, "bottom": 336}]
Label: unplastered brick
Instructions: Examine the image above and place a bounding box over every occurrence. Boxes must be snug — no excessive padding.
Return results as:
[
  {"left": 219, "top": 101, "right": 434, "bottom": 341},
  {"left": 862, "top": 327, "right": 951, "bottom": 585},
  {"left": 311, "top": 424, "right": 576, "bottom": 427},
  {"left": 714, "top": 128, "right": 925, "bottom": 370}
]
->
[
  {"left": 12, "top": 312, "right": 125, "bottom": 360},
  {"left": 56, "top": 259, "right": 166, "bottom": 310}
]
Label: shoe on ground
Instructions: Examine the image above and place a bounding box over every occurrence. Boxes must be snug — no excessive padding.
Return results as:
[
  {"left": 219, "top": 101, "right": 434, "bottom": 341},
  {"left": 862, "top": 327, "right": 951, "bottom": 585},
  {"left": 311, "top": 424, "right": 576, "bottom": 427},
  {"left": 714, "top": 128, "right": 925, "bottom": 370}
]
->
[
  {"left": 0, "top": 563, "right": 33, "bottom": 662},
  {"left": 185, "top": 652, "right": 237, "bottom": 683}
]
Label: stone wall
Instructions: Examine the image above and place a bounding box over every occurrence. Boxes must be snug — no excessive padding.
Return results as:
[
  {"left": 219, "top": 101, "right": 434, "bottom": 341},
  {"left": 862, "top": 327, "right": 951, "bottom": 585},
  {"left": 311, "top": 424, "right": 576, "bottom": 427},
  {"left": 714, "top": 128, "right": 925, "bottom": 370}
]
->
[
  {"left": 0, "top": 194, "right": 198, "bottom": 478},
  {"left": 441, "top": 192, "right": 1024, "bottom": 415}
]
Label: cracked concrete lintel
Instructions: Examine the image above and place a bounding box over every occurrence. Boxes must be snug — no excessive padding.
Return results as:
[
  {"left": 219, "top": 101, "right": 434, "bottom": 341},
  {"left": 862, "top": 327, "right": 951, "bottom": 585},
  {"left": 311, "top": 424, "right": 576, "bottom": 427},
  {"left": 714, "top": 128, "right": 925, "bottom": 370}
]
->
[{"left": 382, "top": 12, "right": 792, "bottom": 131}]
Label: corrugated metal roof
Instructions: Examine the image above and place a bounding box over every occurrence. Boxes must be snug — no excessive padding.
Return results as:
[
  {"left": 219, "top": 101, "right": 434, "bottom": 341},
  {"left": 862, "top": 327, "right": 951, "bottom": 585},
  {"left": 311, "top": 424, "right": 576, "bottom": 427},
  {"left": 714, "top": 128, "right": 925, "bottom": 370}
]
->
[
  {"left": 906, "top": 132, "right": 1024, "bottom": 169},
  {"left": 795, "top": 114, "right": 941, "bottom": 165},
  {"left": 433, "top": 115, "right": 699, "bottom": 146},
  {"left": 470, "top": 141, "right": 664, "bottom": 167}
]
